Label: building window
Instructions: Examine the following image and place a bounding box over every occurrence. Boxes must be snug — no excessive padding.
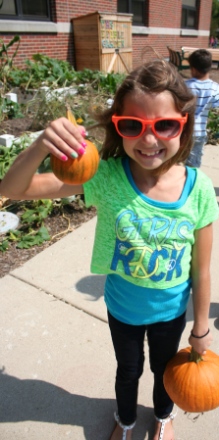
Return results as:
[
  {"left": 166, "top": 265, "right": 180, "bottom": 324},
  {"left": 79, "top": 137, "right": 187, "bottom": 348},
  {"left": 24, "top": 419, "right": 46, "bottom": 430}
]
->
[
  {"left": 0, "top": 0, "right": 51, "bottom": 20},
  {"left": 117, "top": 0, "right": 147, "bottom": 26},
  {"left": 181, "top": 0, "right": 199, "bottom": 29}
]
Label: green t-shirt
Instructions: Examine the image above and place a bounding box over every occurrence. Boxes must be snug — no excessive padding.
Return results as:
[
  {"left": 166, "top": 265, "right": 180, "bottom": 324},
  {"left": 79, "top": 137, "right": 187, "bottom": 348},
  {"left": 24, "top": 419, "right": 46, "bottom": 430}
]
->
[{"left": 84, "top": 157, "right": 218, "bottom": 291}]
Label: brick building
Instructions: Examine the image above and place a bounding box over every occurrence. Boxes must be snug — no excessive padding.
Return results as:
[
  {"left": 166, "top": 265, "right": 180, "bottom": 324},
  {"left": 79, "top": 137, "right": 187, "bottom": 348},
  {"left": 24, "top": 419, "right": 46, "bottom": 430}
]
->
[{"left": 0, "top": 0, "right": 213, "bottom": 70}]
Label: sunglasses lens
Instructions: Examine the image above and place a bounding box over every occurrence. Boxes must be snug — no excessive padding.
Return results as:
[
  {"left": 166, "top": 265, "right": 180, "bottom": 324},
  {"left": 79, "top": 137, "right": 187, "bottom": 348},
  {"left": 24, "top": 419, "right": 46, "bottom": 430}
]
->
[
  {"left": 154, "top": 120, "right": 181, "bottom": 138},
  {"left": 117, "top": 119, "right": 142, "bottom": 137}
]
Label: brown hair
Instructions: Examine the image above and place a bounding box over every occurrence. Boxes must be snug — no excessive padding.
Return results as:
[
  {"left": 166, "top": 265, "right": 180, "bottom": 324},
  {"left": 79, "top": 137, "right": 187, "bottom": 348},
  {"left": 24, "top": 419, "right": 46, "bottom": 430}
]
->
[
  {"left": 188, "top": 49, "right": 212, "bottom": 75},
  {"left": 92, "top": 58, "right": 196, "bottom": 175}
]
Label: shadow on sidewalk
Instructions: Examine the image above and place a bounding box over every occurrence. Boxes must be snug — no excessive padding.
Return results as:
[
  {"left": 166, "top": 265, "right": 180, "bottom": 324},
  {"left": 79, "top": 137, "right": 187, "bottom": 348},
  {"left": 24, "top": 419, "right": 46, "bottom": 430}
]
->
[
  {"left": 76, "top": 275, "right": 106, "bottom": 301},
  {"left": 214, "top": 186, "right": 219, "bottom": 197},
  {"left": 214, "top": 186, "right": 219, "bottom": 204},
  {"left": 0, "top": 369, "right": 155, "bottom": 439}
]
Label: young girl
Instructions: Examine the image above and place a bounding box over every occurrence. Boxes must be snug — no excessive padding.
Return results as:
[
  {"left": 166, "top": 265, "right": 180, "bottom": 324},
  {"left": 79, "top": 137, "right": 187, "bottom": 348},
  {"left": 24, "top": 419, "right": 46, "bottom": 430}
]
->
[{"left": 0, "top": 58, "right": 218, "bottom": 440}]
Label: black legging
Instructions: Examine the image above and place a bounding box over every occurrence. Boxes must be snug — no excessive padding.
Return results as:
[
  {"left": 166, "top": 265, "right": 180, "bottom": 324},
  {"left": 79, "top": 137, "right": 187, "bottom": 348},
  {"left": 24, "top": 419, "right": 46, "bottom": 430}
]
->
[{"left": 108, "top": 311, "right": 186, "bottom": 425}]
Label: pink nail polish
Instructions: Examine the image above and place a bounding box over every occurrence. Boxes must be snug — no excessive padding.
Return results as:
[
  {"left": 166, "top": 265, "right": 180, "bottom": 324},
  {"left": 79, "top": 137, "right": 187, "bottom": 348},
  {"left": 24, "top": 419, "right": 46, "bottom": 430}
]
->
[
  {"left": 81, "top": 141, "right": 87, "bottom": 148},
  {"left": 61, "top": 154, "right": 68, "bottom": 161},
  {"left": 78, "top": 147, "right": 85, "bottom": 155}
]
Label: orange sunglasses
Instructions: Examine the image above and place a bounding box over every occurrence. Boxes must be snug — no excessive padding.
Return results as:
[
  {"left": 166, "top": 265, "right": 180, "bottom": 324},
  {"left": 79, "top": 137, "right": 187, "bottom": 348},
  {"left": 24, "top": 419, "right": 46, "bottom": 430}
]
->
[{"left": 112, "top": 114, "right": 188, "bottom": 140}]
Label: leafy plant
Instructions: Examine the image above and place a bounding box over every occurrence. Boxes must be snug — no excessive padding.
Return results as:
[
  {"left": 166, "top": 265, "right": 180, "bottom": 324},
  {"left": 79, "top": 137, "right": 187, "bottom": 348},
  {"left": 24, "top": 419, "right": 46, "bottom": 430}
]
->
[
  {"left": 0, "top": 97, "right": 24, "bottom": 119},
  {"left": 8, "top": 226, "right": 50, "bottom": 249},
  {"left": 0, "top": 197, "right": 89, "bottom": 252},
  {"left": 210, "top": 0, "right": 219, "bottom": 37},
  {"left": 0, "top": 239, "right": 9, "bottom": 253},
  {"left": 0, "top": 35, "right": 20, "bottom": 91},
  {"left": 8, "top": 53, "right": 77, "bottom": 90},
  {"left": 207, "top": 109, "right": 219, "bottom": 144},
  {"left": 0, "top": 143, "right": 24, "bottom": 180},
  {"left": 0, "top": 134, "right": 51, "bottom": 180},
  {"left": 0, "top": 35, "right": 21, "bottom": 122},
  {"left": 8, "top": 56, "right": 124, "bottom": 94},
  {"left": 21, "top": 199, "right": 53, "bottom": 225},
  {"left": 93, "top": 71, "right": 125, "bottom": 94},
  {"left": 0, "top": 199, "right": 53, "bottom": 251}
]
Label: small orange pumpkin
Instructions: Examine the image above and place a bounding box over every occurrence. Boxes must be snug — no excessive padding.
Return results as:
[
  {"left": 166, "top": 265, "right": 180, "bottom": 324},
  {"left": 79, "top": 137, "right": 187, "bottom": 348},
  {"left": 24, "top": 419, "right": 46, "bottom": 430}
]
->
[
  {"left": 50, "top": 108, "right": 99, "bottom": 185},
  {"left": 163, "top": 346, "right": 219, "bottom": 412}
]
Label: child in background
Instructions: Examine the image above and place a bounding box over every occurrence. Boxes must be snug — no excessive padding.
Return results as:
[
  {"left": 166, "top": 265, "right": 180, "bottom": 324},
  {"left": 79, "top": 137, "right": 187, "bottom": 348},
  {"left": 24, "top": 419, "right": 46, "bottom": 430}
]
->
[
  {"left": 185, "top": 49, "right": 219, "bottom": 167},
  {"left": 1, "top": 58, "right": 218, "bottom": 440}
]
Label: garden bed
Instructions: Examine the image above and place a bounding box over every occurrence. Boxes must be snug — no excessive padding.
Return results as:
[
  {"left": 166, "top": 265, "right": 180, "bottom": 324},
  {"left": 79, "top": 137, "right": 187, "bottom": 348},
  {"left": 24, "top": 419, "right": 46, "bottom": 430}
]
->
[
  {"left": 0, "top": 115, "right": 35, "bottom": 137},
  {"left": 0, "top": 198, "right": 96, "bottom": 278}
]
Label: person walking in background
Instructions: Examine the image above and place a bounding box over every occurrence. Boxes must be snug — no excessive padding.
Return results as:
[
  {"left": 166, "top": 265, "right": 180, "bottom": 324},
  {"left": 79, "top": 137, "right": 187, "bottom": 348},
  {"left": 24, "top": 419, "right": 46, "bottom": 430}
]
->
[
  {"left": 0, "top": 57, "right": 218, "bottom": 440},
  {"left": 185, "top": 49, "right": 219, "bottom": 168},
  {"left": 213, "top": 37, "right": 218, "bottom": 48},
  {"left": 210, "top": 36, "right": 215, "bottom": 47}
]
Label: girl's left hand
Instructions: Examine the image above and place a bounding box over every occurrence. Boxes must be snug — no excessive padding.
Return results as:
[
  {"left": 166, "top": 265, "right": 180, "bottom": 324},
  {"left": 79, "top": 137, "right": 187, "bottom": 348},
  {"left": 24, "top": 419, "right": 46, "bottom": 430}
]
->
[{"left": 188, "top": 329, "right": 213, "bottom": 355}]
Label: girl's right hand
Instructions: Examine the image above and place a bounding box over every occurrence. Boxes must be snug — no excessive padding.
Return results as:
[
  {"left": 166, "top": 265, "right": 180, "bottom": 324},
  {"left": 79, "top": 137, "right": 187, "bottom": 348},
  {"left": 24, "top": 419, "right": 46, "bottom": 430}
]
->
[
  {"left": 38, "top": 117, "right": 87, "bottom": 161},
  {"left": 0, "top": 116, "right": 87, "bottom": 200}
]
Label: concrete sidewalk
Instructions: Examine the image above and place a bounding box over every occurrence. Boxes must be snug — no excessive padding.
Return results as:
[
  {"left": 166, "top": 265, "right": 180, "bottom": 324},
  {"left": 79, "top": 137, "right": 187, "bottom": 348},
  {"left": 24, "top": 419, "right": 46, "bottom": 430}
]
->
[{"left": 1, "top": 144, "right": 219, "bottom": 440}]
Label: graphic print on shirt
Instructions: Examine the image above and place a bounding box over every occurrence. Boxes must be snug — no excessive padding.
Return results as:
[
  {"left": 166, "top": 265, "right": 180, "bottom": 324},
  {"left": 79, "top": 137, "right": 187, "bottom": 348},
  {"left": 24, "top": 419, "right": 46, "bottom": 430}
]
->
[{"left": 110, "top": 209, "right": 195, "bottom": 283}]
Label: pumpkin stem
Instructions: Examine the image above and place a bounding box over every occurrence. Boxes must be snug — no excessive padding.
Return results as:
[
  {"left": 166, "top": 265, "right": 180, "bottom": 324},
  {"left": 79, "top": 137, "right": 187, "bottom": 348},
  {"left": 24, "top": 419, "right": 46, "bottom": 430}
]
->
[{"left": 189, "top": 347, "right": 204, "bottom": 363}]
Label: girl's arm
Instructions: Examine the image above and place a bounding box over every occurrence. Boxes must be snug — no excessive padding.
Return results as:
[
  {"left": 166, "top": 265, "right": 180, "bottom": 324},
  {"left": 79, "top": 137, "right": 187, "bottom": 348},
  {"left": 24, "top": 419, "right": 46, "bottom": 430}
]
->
[
  {"left": 188, "top": 223, "right": 213, "bottom": 354},
  {"left": 0, "top": 117, "right": 86, "bottom": 200}
]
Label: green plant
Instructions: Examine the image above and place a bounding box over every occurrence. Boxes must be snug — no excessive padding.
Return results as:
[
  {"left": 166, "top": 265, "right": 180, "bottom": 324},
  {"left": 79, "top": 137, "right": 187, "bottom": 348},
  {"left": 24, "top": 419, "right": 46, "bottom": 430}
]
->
[
  {"left": 8, "top": 53, "right": 77, "bottom": 90},
  {"left": 8, "top": 56, "right": 124, "bottom": 94},
  {"left": 0, "top": 35, "right": 21, "bottom": 122},
  {"left": 0, "top": 143, "right": 24, "bottom": 180},
  {"left": 0, "top": 97, "right": 24, "bottom": 119},
  {"left": 0, "top": 35, "right": 20, "bottom": 92},
  {"left": 7, "top": 226, "right": 50, "bottom": 249},
  {"left": 0, "top": 196, "right": 88, "bottom": 252},
  {"left": 0, "top": 239, "right": 9, "bottom": 252},
  {"left": 93, "top": 71, "right": 125, "bottom": 94},
  {"left": 21, "top": 199, "right": 53, "bottom": 225},
  {"left": 0, "top": 134, "right": 53, "bottom": 180},
  {"left": 207, "top": 109, "right": 219, "bottom": 143},
  {"left": 0, "top": 199, "right": 52, "bottom": 251}
]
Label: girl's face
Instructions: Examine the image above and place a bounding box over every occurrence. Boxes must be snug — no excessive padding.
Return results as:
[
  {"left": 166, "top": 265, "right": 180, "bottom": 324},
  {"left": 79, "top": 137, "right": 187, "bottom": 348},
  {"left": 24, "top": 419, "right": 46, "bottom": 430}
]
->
[{"left": 121, "top": 90, "right": 184, "bottom": 173}]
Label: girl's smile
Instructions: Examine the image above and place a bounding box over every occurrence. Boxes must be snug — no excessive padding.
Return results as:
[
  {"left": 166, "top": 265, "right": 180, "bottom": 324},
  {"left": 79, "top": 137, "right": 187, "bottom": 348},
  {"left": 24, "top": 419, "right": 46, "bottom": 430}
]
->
[{"left": 136, "top": 146, "right": 164, "bottom": 158}]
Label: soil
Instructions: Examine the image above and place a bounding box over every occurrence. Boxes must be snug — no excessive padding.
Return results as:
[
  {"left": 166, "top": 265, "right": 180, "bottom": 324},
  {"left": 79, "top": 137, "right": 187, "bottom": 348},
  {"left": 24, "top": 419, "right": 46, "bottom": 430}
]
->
[
  {"left": 1, "top": 68, "right": 219, "bottom": 278},
  {"left": 0, "top": 116, "right": 36, "bottom": 138}
]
